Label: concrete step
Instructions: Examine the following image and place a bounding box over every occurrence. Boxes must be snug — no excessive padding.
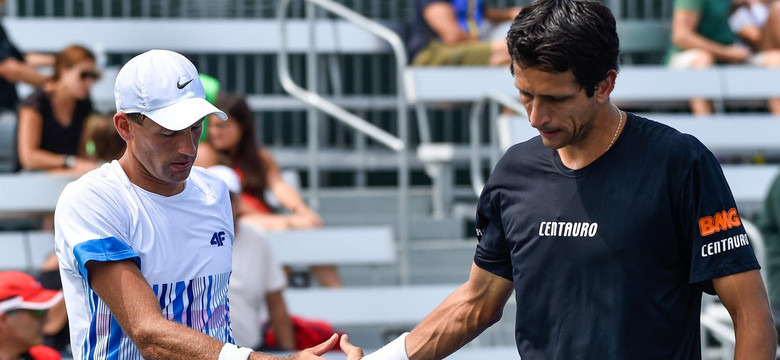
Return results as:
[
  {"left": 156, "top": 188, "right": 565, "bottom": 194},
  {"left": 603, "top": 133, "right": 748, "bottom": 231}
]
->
[
  {"left": 314, "top": 188, "right": 434, "bottom": 215},
  {"left": 322, "top": 214, "right": 466, "bottom": 240}
]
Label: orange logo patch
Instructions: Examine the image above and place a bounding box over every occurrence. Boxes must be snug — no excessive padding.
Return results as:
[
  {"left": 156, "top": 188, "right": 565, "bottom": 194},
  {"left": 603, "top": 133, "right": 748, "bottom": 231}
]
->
[{"left": 698, "top": 208, "right": 741, "bottom": 237}]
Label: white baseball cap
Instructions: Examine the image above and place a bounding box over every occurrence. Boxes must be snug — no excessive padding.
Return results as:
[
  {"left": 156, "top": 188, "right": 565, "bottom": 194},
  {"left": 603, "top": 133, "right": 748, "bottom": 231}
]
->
[
  {"left": 114, "top": 49, "right": 227, "bottom": 131},
  {"left": 207, "top": 165, "right": 242, "bottom": 194}
]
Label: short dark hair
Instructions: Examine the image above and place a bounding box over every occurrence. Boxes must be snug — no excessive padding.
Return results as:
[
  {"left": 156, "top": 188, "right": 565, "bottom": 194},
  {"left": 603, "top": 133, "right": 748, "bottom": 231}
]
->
[
  {"left": 126, "top": 113, "right": 147, "bottom": 125},
  {"left": 506, "top": 0, "right": 620, "bottom": 97}
]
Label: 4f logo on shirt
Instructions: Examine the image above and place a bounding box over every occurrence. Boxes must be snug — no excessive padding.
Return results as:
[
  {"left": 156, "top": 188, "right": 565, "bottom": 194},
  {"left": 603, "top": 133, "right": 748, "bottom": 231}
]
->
[
  {"left": 698, "top": 208, "right": 741, "bottom": 237},
  {"left": 210, "top": 231, "right": 226, "bottom": 246}
]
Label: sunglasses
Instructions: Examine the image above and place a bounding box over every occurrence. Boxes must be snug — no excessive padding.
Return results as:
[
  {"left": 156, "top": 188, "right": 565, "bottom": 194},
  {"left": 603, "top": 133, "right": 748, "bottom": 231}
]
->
[
  {"left": 79, "top": 71, "right": 100, "bottom": 81},
  {"left": 8, "top": 309, "right": 47, "bottom": 319}
]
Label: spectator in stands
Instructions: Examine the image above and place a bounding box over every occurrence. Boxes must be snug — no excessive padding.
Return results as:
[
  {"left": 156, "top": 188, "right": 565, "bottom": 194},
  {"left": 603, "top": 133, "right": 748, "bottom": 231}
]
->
[
  {"left": 668, "top": 0, "right": 780, "bottom": 115},
  {"left": 0, "top": 0, "right": 55, "bottom": 111},
  {"left": 0, "top": 271, "right": 63, "bottom": 360},
  {"left": 195, "top": 93, "right": 343, "bottom": 288},
  {"left": 84, "top": 113, "right": 126, "bottom": 164},
  {"left": 347, "top": 1, "right": 776, "bottom": 359},
  {"left": 198, "top": 73, "right": 221, "bottom": 143},
  {"left": 729, "top": 0, "right": 780, "bottom": 52},
  {"left": 16, "top": 45, "right": 99, "bottom": 174},
  {"left": 408, "top": 0, "right": 520, "bottom": 66},
  {"left": 36, "top": 254, "right": 70, "bottom": 355},
  {"left": 207, "top": 165, "right": 296, "bottom": 351},
  {"left": 757, "top": 173, "right": 780, "bottom": 328}
]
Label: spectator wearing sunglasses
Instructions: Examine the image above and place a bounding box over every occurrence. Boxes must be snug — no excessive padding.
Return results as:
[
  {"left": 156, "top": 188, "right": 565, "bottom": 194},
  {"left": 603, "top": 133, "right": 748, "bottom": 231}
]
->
[
  {"left": 16, "top": 44, "right": 100, "bottom": 175},
  {"left": 0, "top": 271, "right": 63, "bottom": 360}
]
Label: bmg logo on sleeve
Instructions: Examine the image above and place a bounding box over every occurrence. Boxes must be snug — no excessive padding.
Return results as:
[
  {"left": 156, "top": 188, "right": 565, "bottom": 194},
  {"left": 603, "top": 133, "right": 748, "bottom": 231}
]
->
[{"left": 210, "top": 231, "right": 226, "bottom": 246}]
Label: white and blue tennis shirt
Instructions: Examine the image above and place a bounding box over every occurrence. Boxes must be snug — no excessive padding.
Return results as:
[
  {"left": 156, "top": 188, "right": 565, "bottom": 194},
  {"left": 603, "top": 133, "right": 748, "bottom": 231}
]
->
[{"left": 54, "top": 161, "right": 235, "bottom": 360}]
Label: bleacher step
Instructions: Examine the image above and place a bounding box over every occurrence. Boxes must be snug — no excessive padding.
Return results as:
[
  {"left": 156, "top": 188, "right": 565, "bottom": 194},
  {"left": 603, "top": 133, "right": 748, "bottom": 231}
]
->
[
  {"left": 322, "top": 215, "right": 465, "bottom": 240},
  {"left": 314, "top": 188, "right": 433, "bottom": 215}
]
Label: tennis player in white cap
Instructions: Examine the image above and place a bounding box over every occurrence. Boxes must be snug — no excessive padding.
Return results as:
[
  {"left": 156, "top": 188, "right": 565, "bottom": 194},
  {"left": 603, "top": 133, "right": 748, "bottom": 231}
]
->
[{"left": 53, "top": 49, "right": 359, "bottom": 360}]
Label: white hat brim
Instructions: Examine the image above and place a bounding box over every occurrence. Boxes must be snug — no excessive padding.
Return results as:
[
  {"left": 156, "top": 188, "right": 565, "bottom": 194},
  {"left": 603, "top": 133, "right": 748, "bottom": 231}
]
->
[{"left": 143, "top": 97, "right": 227, "bottom": 131}]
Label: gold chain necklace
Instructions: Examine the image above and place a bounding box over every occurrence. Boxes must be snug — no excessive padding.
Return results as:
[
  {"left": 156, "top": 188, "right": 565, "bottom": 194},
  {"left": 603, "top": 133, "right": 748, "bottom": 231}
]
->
[{"left": 605, "top": 103, "right": 623, "bottom": 152}]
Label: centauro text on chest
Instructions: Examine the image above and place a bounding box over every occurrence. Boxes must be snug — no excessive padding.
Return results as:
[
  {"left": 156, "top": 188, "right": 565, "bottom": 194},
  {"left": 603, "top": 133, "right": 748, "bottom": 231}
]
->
[{"left": 538, "top": 222, "right": 599, "bottom": 238}]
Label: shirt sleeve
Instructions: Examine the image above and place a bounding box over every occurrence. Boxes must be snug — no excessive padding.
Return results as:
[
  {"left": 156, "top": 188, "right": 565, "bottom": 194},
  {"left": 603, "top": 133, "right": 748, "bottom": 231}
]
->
[
  {"left": 0, "top": 25, "right": 23, "bottom": 63},
  {"left": 674, "top": 0, "right": 701, "bottom": 12},
  {"left": 683, "top": 150, "right": 759, "bottom": 290},
  {"left": 473, "top": 176, "right": 513, "bottom": 280},
  {"left": 54, "top": 180, "right": 140, "bottom": 282}
]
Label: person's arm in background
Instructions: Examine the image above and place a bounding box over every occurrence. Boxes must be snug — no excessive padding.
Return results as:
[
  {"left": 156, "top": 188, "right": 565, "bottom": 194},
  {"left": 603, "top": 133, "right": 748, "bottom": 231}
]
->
[
  {"left": 671, "top": 8, "right": 751, "bottom": 63},
  {"left": 713, "top": 270, "right": 777, "bottom": 360},
  {"left": 0, "top": 56, "right": 48, "bottom": 86},
  {"left": 24, "top": 52, "right": 55, "bottom": 67},
  {"left": 17, "top": 106, "right": 96, "bottom": 173},
  {"left": 87, "top": 259, "right": 343, "bottom": 360},
  {"left": 260, "top": 149, "right": 322, "bottom": 228},
  {"left": 194, "top": 141, "right": 220, "bottom": 168},
  {"left": 266, "top": 290, "right": 296, "bottom": 350},
  {"left": 483, "top": 6, "right": 520, "bottom": 23},
  {"left": 422, "top": 2, "right": 476, "bottom": 45}
]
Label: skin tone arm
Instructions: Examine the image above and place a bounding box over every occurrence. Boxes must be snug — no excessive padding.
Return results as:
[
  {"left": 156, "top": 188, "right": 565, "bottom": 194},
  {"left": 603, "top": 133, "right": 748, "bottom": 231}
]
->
[
  {"left": 0, "top": 57, "right": 49, "bottom": 86},
  {"left": 260, "top": 149, "right": 322, "bottom": 228},
  {"left": 404, "top": 263, "right": 513, "bottom": 360},
  {"left": 86, "top": 259, "right": 346, "bottom": 360},
  {"left": 24, "top": 52, "right": 55, "bottom": 67},
  {"left": 483, "top": 7, "right": 521, "bottom": 23},
  {"left": 423, "top": 2, "right": 476, "bottom": 46},
  {"left": 17, "top": 106, "right": 96, "bottom": 173},
  {"left": 266, "top": 290, "right": 296, "bottom": 350},
  {"left": 712, "top": 269, "right": 777, "bottom": 360},
  {"left": 671, "top": 9, "right": 751, "bottom": 63},
  {"left": 193, "top": 141, "right": 220, "bottom": 168}
]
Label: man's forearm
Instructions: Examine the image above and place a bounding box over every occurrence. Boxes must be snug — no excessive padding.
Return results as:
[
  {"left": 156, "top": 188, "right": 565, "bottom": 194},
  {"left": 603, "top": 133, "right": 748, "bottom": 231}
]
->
[{"left": 733, "top": 314, "right": 777, "bottom": 360}]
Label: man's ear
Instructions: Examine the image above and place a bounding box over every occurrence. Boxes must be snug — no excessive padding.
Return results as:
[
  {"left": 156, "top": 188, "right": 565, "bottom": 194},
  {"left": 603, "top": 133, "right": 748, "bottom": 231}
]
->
[
  {"left": 114, "top": 112, "right": 134, "bottom": 142},
  {"left": 594, "top": 69, "right": 617, "bottom": 104}
]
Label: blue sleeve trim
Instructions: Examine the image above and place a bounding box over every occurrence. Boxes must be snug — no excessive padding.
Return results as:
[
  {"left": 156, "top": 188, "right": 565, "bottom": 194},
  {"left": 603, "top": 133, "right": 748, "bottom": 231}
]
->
[{"left": 73, "top": 237, "right": 141, "bottom": 280}]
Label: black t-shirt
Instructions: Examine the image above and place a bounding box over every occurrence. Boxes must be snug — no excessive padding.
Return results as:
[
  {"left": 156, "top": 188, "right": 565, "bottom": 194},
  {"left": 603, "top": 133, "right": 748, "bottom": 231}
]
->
[
  {"left": 19, "top": 89, "right": 92, "bottom": 156},
  {"left": 0, "top": 23, "right": 24, "bottom": 110},
  {"left": 475, "top": 113, "right": 759, "bottom": 359}
]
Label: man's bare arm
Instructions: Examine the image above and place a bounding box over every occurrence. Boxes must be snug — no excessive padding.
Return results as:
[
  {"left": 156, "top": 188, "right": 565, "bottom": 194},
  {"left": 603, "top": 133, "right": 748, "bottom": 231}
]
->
[
  {"left": 713, "top": 269, "right": 777, "bottom": 360},
  {"left": 86, "top": 259, "right": 339, "bottom": 360},
  {"left": 405, "top": 263, "right": 513, "bottom": 360}
]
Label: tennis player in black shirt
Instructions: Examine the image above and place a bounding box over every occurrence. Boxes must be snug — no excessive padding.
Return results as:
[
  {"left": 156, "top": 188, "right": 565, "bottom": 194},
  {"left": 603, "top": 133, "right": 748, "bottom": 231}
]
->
[{"left": 344, "top": 0, "right": 777, "bottom": 359}]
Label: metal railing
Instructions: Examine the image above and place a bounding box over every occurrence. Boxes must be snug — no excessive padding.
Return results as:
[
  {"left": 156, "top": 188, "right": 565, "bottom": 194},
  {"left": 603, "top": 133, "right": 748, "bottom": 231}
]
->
[
  {"left": 468, "top": 92, "right": 527, "bottom": 196},
  {"left": 277, "top": 0, "right": 412, "bottom": 284}
]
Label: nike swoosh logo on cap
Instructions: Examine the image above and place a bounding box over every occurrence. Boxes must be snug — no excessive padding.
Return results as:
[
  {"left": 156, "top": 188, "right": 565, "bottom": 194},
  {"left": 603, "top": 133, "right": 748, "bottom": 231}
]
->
[{"left": 176, "top": 79, "right": 193, "bottom": 89}]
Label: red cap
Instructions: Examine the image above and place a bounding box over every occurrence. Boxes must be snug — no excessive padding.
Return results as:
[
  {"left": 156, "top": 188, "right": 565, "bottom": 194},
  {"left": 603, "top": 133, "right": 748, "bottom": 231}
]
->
[{"left": 0, "top": 271, "right": 62, "bottom": 313}]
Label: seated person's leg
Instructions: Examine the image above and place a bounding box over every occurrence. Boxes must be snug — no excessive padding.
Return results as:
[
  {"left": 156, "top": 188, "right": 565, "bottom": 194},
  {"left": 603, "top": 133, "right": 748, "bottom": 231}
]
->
[
  {"left": 754, "top": 49, "right": 780, "bottom": 114},
  {"left": 412, "top": 41, "right": 492, "bottom": 66},
  {"left": 759, "top": 1, "right": 780, "bottom": 51},
  {"left": 310, "top": 265, "right": 342, "bottom": 287},
  {"left": 669, "top": 49, "right": 716, "bottom": 115}
]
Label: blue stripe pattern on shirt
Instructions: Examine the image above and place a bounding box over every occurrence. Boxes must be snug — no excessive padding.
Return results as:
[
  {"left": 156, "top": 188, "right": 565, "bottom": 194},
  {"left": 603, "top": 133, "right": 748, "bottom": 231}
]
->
[{"left": 79, "top": 272, "right": 232, "bottom": 359}]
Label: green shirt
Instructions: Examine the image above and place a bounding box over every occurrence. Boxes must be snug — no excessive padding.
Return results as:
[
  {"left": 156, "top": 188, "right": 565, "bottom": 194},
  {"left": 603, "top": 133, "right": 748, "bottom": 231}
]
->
[{"left": 666, "top": 0, "right": 735, "bottom": 62}]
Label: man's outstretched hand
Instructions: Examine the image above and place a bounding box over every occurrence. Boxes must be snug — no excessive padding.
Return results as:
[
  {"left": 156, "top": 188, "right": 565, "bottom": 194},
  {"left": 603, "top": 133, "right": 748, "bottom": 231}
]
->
[
  {"left": 281, "top": 333, "right": 363, "bottom": 360},
  {"left": 285, "top": 334, "right": 338, "bottom": 359},
  {"left": 340, "top": 334, "right": 364, "bottom": 359}
]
